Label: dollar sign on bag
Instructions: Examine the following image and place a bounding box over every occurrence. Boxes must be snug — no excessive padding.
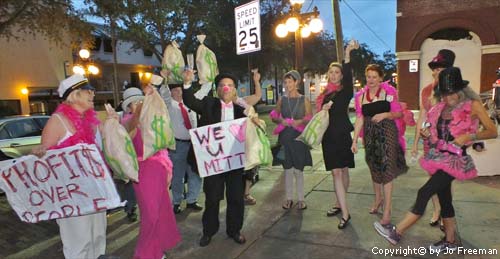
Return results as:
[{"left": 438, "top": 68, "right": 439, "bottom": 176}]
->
[
  {"left": 303, "top": 116, "right": 320, "bottom": 145},
  {"left": 256, "top": 125, "right": 271, "bottom": 165},
  {"left": 103, "top": 138, "right": 125, "bottom": 179},
  {"left": 204, "top": 52, "right": 217, "bottom": 83},
  {"left": 151, "top": 115, "right": 166, "bottom": 152},
  {"left": 125, "top": 137, "right": 138, "bottom": 170},
  {"left": 171, "top": 63, "right": 183, "bottom": 83}
]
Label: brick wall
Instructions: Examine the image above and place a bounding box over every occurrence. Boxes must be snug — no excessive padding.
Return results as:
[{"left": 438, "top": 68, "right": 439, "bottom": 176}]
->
[{"left": 396, "top": 0, "right": 500, "bottom": 109}]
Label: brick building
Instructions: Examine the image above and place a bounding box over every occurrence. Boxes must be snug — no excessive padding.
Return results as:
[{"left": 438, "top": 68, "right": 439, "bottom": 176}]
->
[{"left": 396, "top": 0, "right": 500, "bottom": 109}]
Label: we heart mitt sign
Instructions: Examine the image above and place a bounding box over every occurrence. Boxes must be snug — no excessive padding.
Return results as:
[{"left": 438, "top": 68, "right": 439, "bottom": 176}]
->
[{"left": 189, "top": 118, "right": 246, "bottom": 177}]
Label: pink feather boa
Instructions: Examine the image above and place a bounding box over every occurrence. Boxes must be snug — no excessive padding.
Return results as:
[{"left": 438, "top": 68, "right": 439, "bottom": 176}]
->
[
  {"left": 315, "top": 82, "right": 340, "bottom": 112},
  {"left": 49, "top": 103, "right": 100, "bottom": 150},
  {"left": 354, "top": 81, "right": 406, "bottom": 151},
  {"left": 425, "top": 100, "right": 478, "bottom": 146},
  {"left": 418, "top": 100, "right": 479, "bottom": 180},
  {"left": 269, "top": 109, "right": 310, "bottom": 135}
]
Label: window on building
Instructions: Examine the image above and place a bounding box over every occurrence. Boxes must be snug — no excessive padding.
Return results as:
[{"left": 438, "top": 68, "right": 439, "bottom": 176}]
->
[
  {"left": 429, "top": 28, "right": 472, "bottom": 41},
  {"left": 130, "top": 72, "right": 140, "bottom": 88},
  {"left": 0, "top": 100, "right": 21, "bottom": 117},
  {"left": 103, "top": 38, "right": 114, "bottom": 53},
  {"left": 91, "top": 36, "right": 102, "bottom": 51},
  {"left": 143, "top": 48, "right": 153, "bottom": 57}
]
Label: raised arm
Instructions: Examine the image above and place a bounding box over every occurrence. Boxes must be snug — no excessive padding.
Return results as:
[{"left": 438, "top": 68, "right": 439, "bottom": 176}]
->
[
  {"left": 243, "top": 70, "right": 262, "bottom": 106},
  {"left": 181, "top": 69, "right": 205, "bottom": 114},
  {"left": 159, "top": 84, "right": 172, "bottom": 104},
  {"left": 194, "top": 82, "right": 213, "bottom": 100},
  {"left": 342, "top": 40, "right": 358, "bottom": 97}
]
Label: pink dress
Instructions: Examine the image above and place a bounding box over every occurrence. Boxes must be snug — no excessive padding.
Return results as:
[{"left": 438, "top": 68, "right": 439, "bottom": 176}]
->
[{"left": 124, "top": 115, "right": 181, "bottom": 259}]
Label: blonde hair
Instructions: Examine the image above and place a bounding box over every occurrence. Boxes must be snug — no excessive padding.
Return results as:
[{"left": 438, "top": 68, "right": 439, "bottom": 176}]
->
[
  {"left": 327, "top": 62, "right": 343, "bottom": 83},
  {"left": 459, "top": 86, "right": 481, "bottom": 101},
  {"left": 64, "top": 89, "right": 84, "bottom": 104}
]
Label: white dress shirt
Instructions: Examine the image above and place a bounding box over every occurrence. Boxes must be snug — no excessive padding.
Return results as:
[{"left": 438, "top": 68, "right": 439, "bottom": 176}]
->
[{"left": 220, "top": 101, "right": 235, "bottom": 122}]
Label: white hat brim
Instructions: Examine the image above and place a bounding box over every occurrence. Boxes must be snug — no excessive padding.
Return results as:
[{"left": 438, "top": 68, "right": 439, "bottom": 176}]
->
[{"left": 122, "top": 95, "right": 144, "bottom": 111}]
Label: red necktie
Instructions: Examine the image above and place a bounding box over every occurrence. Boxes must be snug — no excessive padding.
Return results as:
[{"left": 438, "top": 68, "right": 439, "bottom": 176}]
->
[{"left": 178, "top": 102, "right": 192, "bottom": 129}]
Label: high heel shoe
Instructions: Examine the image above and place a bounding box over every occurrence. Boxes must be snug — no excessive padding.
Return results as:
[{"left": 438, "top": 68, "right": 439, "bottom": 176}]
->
[
  {"left": 369, "top": 200, "right": 383, "bottom": 214},
  {"left": 338, "top": 215, "right": 351, "bottom": 229},
  {"left": 429, "top": 216, "right": 441, "bottom": 227}
]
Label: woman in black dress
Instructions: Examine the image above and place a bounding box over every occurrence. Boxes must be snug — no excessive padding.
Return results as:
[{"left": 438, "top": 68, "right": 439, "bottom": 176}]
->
[{"left": 317, "top": 41, "right": 358, "bottom": 229}]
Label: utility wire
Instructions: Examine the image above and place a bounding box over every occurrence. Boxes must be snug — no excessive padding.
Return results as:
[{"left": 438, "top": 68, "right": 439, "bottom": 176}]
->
[
  {"left": 342, "top": 0, "right": 392, "bottom": 50},
  {"left": 305, "top": 0, "right": 314, "bottom": 12}
]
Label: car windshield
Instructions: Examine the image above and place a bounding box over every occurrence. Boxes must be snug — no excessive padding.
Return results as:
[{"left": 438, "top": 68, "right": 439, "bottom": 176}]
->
[{"left": 3, "top": 119, "right": 41, "bottom": 139}]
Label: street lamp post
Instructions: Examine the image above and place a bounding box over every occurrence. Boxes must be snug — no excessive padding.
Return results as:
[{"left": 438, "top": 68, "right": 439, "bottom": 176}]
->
[
  {"left": 275, "top": 0, "right": 323, "bottom": 92},
  {"left": 72, "top": 48, "right": 100, "bottom": 78}
]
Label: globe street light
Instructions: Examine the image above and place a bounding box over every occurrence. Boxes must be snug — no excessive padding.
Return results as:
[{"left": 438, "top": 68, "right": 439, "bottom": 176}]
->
[
  {"left": 72, "top": 48, "right": 100, "bottom": 76},
  {"left": 275, "top": 2, "right": 323, "bottom": 92},
  {"left": 79, "top": 49, "right": 90, "bottom": 59}
]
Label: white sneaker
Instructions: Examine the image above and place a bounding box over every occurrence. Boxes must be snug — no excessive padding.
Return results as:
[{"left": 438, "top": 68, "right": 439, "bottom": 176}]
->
[{"left": 374, "top": 221, "right": 401, "bottom": 245}]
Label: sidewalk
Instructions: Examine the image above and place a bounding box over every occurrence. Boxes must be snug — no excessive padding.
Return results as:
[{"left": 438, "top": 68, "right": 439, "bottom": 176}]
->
[{"left": 1, "top": 126, "right": 499, "bottom": 258}]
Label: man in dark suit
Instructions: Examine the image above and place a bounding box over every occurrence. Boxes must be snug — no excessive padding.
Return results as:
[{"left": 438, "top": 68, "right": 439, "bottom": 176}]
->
[{"left": 182, "top": 72, "right": 247, "bottom": 247}]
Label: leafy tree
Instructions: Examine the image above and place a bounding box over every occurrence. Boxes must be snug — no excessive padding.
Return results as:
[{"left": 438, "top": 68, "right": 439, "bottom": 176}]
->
[
  {"left": 84, "top": 0, "right": 126, "bottom": 107},
  {"left": 79, "top": 0, "right": 396, "bottom": 89},
  {"left": 0, "top": 0, "right": 92, "bottom": 48},
  {"left": 118, "top": 0, "right": 186, "bottom": 61},
  {"left": 302, "top": 32, "right": 338, "bottom": 74}
]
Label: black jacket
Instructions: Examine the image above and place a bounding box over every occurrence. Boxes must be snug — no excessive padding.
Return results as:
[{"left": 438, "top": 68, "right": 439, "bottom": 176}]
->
[{"left": 182, "top": 87, "right": 246, "bottom": 126}]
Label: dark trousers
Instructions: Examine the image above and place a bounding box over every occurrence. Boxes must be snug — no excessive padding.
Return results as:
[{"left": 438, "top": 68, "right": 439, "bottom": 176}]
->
[
  {"left": 412, "top": 170, "right": 455, "bottom": 218},
  {"left": 202, "top": 169, "right": 244, "bottom": 237},
  {"left": 123, "top": 181, "right": 137, "bottom": 214}
]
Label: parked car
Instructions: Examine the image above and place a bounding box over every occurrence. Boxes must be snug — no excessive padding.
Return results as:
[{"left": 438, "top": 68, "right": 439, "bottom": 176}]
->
[{"left": 0, "top": 115, "right": 50, "bottom": 160}]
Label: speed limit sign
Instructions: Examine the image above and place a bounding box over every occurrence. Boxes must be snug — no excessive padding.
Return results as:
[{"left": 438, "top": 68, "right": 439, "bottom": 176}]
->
[{"left": 235, "top": 0, "right": 261, "bottom": 55}]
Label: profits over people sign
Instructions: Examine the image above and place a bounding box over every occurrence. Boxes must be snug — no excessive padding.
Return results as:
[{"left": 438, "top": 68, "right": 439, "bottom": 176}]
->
[
  {"left": 0, "top": 144, "right": 122, "bottom": 223},
  {"left": 189, "top": 118, "right": 246, "bottom": 177},
  {"left": 234, "top": 0, "right": 261, "bottom": 55}
]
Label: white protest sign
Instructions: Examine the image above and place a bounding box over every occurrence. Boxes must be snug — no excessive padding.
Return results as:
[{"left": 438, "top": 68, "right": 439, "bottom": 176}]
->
[
  {"left": 0, "top": 144, "right": 122, "bottom": 223},
  {"left": 189, "top": 118, "right": 246, "bottom": 177},
  {"left": 235, "top": 0, "right": 261, "bottom": 55}
]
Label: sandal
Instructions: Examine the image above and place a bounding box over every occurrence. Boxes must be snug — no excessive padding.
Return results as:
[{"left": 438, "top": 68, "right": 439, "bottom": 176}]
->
[
  {"left": 297, "top": 201, "right": 307, "bottom": 210},
  {"left": 369, "top": 200, "right": 383, "bottom": 214},
  {"left": 244, "top": 194, "right": 257, "bottom": 205},
  {"left": 327, "top": 207, "right": 342, "bottom": 217},
  {"left": 282, "top": 200, "right": 293, "bottom": 210},
  {"left": 338, "top": 214, "right": 351, "bottom": 229}
]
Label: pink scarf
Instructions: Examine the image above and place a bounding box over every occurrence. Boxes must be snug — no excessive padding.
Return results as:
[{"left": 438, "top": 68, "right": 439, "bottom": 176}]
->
[
  {"left": 316, "top": 82, "right": 341, "bottom": 112},
  {"left": 50, "top": 103, "right": 100, "bottom": 150}
]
